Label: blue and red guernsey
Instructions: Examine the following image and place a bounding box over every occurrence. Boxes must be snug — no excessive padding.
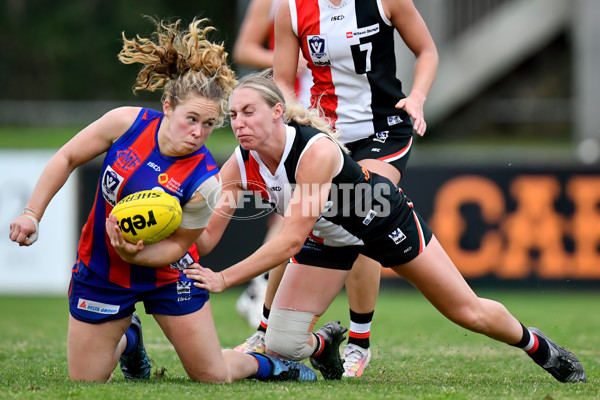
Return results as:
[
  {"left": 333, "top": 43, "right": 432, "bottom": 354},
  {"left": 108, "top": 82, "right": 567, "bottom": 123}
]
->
[{"left": 76, "top": 108, "right": 219, "bottom": 289}]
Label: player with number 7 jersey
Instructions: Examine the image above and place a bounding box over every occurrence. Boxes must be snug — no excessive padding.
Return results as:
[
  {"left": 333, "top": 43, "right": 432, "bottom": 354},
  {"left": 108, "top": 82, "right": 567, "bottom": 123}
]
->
[{"left": 290, "top": 0, "right": 415, "bottom": 144}]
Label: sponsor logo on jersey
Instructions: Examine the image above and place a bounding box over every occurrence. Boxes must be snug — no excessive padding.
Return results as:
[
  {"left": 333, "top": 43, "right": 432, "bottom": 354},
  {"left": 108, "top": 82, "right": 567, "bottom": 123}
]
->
[
  {"left": 388, "top": 227, "right": 407, "bottom": 244},
  {"left": 387, "top": 115, "right": 403, "bottom": 126},
  {"left": 307, "top": 35, "right": 332, "bottom": 67},
  {"left": 158, "top": 174, "right": 183, "bottom": 196},
  {"left": 147, "top": 161, "right": 161, "bottom": 172},
  {"left": 346, "top": 23, "right": 380, "bottom": 39},
  {"left": 77, "top": 298, "right": 120, "bottom": 314},
  {"left": 102, "top": 165, "right": 123, "bottom": 206},
  {"left": 331, "top": 15, "right": 345, "bottom": 21},
  {"left": 362, "top": 209, "right": 377, "bottom": 225},
  {"left": 374, "top": 131, "right": 389, "bottom": 143},
  {"left": 270, "top": 186, "right": 282, "bottom": 192},
  {"left": 371, "top": 148, "right": 381, "bottom": 152},
  {"left": 158, "top": 173, "right": 169, "bottom": 185},
  {"left": 177, "top": 281, "right": 191, "bottom": 295},
  {"left": 115, "top": 148, "right": 141, "bottom": 172}
]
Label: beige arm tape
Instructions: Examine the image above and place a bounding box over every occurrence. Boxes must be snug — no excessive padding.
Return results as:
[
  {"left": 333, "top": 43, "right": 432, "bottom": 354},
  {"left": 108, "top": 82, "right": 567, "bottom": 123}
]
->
[{"left": 180, "top": 175, "right": 221, "bottom": 229}]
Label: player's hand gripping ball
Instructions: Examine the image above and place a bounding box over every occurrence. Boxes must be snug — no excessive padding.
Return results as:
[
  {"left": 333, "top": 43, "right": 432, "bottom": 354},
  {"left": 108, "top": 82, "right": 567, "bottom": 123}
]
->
[{"left": 110, "top": 190, "right": 182, "bottom": 245}]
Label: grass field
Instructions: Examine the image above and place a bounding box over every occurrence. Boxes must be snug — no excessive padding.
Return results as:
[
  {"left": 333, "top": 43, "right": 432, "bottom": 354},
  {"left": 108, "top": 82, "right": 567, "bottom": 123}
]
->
[{"left": 0, "top": 288, "right": 598, "bottom": 399}]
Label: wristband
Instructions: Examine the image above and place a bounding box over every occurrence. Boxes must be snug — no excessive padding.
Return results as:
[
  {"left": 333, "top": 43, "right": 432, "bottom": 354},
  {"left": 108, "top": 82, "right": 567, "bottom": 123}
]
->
[
  {"left": 23, "top": 207, "right": 41, "bottom": 222},
  {"left": 22, "top": 214, "right": 39, "bottom": 244}
]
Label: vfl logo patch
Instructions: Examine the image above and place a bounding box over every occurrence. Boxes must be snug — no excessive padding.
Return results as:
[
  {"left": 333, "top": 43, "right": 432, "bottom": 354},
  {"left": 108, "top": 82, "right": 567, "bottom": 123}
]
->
[
  {"left": 77, "top": 298, "right": 120, "bottom": 315},
  {"left": 102, "top": 165, "right": 123, "bottom": 206},
  {"left": 387, "top": 115, "right": 403, "bottom": 126},
  {"left": 177, "top": 281, "right": 191, "bottom": 295},
  {"left": 307, "top": 35, "right": 332, "bottom": 67},
  {"left": 388, "top": 228, "right": 407, "bottom": 245},
  {"left": 374, "top": 131, "right": 389, "bottom": 143},
  {"left": 362, "top": 209, "right": 377, "bottom": 226},
  {"left": 170, "top": 252, "right": 195, "bottom": 270}
]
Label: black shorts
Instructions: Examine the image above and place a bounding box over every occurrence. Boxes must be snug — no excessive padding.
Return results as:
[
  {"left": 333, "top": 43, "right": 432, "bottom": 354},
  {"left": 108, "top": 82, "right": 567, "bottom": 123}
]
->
[
  {"left": 345, "top": 130, "right": 413, "bottom": 177},
  {"left": 291, "top": 207, "right": 433, "bottom": 271}
]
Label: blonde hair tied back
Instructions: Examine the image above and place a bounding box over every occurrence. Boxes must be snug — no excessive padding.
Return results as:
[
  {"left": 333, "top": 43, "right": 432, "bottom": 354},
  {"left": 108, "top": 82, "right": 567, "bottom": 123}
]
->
[{"left": 233, "top": 69, "right": 347, "bottom": 151}]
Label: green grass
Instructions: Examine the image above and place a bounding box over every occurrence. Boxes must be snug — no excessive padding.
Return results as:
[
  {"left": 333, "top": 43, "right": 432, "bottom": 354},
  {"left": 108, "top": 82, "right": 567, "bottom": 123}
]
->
[{"left": 0, "top": 289, "right": 598, "bottom": 399}]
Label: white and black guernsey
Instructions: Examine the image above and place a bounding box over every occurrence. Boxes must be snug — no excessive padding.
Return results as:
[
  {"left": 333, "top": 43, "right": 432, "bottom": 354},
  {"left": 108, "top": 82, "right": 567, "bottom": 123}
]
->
[
  {"left": 235, "top": 122, "right": 410, "bottom": 247},
  {"left": 290, "top": 0, "right": 413, "bottom": 143}
]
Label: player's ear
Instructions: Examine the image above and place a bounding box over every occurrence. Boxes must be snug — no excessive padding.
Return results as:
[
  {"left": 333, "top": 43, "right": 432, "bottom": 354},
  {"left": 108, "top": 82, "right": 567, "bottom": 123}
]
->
[
  {"left": 273, "top": 102, "right": 284, "bottom": 121},
  {"left": 163, "top": 99, "right": 173, "bottom": 118}
]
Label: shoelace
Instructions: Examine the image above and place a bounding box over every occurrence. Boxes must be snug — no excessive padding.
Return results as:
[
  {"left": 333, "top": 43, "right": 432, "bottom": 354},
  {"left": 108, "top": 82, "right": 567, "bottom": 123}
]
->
[
  {"left": 343, "top": 345, "right": 367, "bottom": 364},
  {"left": 246, "top": 333, "right": 265, "bottom": 348}
]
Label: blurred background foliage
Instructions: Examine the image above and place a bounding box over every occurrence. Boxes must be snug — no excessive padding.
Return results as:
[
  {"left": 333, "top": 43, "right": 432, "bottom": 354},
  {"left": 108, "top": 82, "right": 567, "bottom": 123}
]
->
[{"left": 0, "top": 0, "right": 237, "bottom": 102}]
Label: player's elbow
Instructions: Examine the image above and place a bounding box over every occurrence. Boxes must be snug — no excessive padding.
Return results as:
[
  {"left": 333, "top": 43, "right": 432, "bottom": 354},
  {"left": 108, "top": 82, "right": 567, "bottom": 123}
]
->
[{"left": 284, "top": 235, "right": 306, "bottom": 257}]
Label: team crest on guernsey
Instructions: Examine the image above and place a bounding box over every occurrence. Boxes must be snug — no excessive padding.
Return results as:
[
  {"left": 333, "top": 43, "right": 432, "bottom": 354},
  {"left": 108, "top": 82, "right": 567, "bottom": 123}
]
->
[
  {"left": 307, "top": 35, "right": 332, "bottom": 66},
  {"left": 115, "top": 148, "right": 142, "bottom": 172}
]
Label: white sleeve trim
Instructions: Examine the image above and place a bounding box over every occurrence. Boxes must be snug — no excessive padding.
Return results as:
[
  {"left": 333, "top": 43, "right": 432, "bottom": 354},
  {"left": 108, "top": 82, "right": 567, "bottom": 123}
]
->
[
  {"left": 295, "top": 133, "right": 344, "bottom": 180},
  {"left": 377, "top": 0, "right": 392, "bottom": 26},
  {"left": 234, "top": 147, "right": 248, "bottom": 190},
  {"left": 289, "top": 0, "right": 299, "bottom": 37}
]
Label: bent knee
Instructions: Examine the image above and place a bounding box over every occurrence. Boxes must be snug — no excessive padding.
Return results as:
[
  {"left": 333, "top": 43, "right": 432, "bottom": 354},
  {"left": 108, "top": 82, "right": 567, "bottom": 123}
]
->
[{"left": 265, "top": 307, "right": 317, "bottom": 361}]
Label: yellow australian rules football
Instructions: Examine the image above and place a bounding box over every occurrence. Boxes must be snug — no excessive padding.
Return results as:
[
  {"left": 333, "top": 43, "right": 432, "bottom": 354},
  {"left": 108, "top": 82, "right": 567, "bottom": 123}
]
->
[{"left": 110, "top": 190, "right": 182, "bottom": 245}]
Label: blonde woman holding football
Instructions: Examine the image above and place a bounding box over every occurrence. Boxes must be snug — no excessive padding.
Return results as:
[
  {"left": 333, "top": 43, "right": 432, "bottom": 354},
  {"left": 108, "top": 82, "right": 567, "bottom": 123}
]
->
[{"left": 8, "top": 18, "right": 315, "bottom": 384}]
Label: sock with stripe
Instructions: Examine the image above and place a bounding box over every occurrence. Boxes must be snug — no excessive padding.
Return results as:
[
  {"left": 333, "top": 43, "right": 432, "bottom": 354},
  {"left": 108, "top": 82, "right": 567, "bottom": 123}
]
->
[
  {"left": 123, "top": 325, "right": 139, "bottom": 356},
  {"left": 311, "top": 333, "right": 325, "bottom": 357},
  {"left": 511, "top": 322, "right": 550, "bottom": 365},
  {"left": 248, "top": 353, "right": 274, "bottom": 379},
  {"left": 347, "top": 309, "right": 373, "bottom": 349},
  {"left": 256, "top": 304, "right": 270, "bottom": 333}
]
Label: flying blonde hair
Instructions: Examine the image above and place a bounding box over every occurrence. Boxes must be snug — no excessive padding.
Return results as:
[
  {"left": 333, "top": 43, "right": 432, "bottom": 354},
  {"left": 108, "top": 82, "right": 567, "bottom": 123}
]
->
[{"left": 118, "top": 17, "right": 237, "bottom": 127}]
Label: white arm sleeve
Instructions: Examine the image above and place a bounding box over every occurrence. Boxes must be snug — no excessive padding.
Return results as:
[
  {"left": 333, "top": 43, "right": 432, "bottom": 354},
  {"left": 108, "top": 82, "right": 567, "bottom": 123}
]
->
[{"left": 179, "top": 175, "right": 221, "bottom": 229}]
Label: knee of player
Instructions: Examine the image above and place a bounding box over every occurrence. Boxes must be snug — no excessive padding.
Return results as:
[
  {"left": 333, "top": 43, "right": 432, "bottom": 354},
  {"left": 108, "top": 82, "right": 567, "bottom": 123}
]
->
[
  {"left": 449, "top": 299, "right": 491, "bottom": 333},
  {"left": 265, "top": 307, "right": 318, "bottom": 361}
]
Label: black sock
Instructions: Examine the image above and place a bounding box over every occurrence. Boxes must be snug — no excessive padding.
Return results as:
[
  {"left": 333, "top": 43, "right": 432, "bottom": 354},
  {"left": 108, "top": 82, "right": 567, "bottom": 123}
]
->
[
  {"left": 257, "top": 304, "right": 270, "bottom": 333},
  {"left": 512, "top": 323, "right": 549, "bottom": 365},
  {"left": 347, "top": 309, "right": 374, "bottom": 349}
]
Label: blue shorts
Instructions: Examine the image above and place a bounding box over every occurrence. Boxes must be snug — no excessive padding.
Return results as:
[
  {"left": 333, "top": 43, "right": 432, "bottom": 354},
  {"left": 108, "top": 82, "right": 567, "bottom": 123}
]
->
[{"left": 68, "top": 264, "right": 209, "bottom": 324}]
